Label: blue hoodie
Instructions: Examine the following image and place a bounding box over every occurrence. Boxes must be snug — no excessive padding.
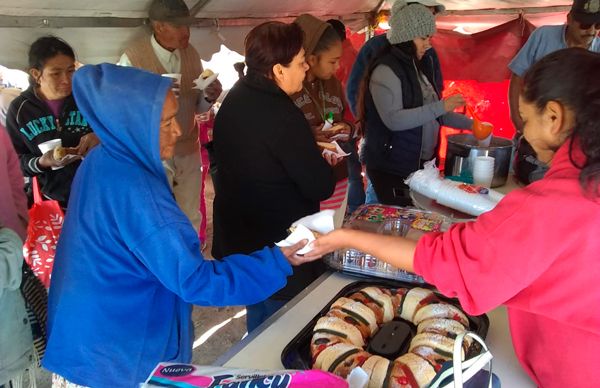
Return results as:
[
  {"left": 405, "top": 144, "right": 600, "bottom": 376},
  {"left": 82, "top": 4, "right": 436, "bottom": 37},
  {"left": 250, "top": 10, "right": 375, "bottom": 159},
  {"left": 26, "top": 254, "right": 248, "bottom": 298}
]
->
[{"left": 42, "top": 64, "right": 293, "bottom": 387}]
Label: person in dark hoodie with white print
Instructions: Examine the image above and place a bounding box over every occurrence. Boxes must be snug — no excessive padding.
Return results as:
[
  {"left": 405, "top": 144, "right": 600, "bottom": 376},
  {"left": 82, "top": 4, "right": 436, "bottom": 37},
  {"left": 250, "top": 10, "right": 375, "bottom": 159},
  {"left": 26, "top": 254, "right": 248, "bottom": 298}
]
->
[
  {"left": 6, "top": 36, "right": 98, "bottom": 208},
  {"left": 42, "top": 63, "right": 315, "bottom": 388}
]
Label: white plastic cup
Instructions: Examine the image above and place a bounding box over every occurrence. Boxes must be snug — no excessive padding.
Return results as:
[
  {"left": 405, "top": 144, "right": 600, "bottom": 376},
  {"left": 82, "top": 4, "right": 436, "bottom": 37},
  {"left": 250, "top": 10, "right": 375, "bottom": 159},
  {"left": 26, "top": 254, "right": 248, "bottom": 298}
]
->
[
  {"left": 473, "top": 156, "right": 495, "bottom": 187},
  {"left": 477, "top": 132, "right": 493, "bottom": 148},
  {"left": 473, "top": 156, "right": 494, "bottom": 171},
  {"left": 38, "top": 138, "right": 62, "bottom": 154},
  {"left": 161, "top": 73, "right": 181, "bottom": 83},
  {"left": 161, "top": 73, "right": 182, "bottom": 97},
  {"left": 473, "top": 172, "right": 493, "bottom": 188},
  {"left": 473, "top": 165, "right": 494, "bottom": 174}
]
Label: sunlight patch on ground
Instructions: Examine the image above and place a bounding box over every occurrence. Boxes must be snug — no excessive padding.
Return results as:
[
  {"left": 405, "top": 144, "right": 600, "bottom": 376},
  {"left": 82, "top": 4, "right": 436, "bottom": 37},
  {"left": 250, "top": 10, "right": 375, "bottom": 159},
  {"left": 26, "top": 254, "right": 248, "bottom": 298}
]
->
[{"left": 193, "top": 308, "right": 247, "bottom": 349}]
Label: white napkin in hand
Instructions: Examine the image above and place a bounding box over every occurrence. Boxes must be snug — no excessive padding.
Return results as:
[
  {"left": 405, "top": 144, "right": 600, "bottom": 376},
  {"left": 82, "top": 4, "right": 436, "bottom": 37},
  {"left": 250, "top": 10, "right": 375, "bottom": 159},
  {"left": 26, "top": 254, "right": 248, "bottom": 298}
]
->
[
  {"left": 321, "top": 120, "right": 334, "bottom": 131},
  {"left": 276, "top": 210, "right": 335, "bottom": 254},
  {"left": 193, "top": 73, "right": 219, "bottom": 90},
  {"left": 322, "top": 141, "right": 350, "bottom": 159},
  {"left": 292, "top": 209, "right": 335, "bottom": 234},
  {"left": 52, "top": 154, "right": 83, "bottom": 170},
  {"left": 321, "top": 122, "right": 350, "bottom": 142},
  {"left": 275, "top": 224, "right": 316, "bottom": 255}
]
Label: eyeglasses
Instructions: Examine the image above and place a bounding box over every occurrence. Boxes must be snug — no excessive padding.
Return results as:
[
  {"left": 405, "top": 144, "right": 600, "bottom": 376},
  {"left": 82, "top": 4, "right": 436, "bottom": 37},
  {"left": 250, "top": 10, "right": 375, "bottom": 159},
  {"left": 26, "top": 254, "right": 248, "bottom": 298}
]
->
[{"left": 578, "top": 22, "right": 600, "bottom": 30}]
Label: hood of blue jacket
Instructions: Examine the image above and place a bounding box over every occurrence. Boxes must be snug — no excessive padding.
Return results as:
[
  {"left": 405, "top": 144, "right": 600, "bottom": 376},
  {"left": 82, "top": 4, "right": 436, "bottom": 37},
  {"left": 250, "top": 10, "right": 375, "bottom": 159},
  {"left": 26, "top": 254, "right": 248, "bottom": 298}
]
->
[{"left": 72, "top": 63, "right": 171, "bottom": 180}]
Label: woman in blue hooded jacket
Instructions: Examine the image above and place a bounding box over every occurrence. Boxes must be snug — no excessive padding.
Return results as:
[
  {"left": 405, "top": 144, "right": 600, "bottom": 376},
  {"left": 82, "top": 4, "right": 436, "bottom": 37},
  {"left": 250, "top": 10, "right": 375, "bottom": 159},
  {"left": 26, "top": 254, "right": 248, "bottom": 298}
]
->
[{"left": 42, "top": 64, "right": 312, "bottom": 388}]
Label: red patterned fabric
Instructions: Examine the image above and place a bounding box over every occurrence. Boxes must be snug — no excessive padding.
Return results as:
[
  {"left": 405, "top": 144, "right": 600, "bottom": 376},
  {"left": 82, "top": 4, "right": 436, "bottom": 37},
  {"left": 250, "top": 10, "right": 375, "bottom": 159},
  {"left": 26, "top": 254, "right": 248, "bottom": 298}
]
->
[
  {"left": 23, "top": 177, "right": 63, "bottom": 288},
  {"left": 320, "top": 178, "right": 348, "bottom": 211}
]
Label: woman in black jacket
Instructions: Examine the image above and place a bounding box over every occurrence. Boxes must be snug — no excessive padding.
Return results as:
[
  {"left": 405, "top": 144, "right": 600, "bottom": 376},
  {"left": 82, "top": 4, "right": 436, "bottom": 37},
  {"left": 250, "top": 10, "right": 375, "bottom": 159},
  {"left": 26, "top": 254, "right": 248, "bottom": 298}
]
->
[
  {"left": 6, "top": 36, "right": 98, "bottom": 208},
  {"left": 212, "top": 22, "right": 337, "bottom": 332}
]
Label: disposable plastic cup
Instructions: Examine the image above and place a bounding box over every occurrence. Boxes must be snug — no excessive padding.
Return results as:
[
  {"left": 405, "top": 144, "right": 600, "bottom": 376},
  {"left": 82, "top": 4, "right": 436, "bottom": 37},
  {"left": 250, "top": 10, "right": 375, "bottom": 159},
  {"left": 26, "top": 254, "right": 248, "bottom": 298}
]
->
[
  {"left": 473, "top": 158, "right": 494, "bottom": 172},
  {"left": 473, "top": 162, "right": 494, "bottom": 169},
  {"left": 472, "top": 156, "right": 495, "bottom": 187},
  {"left": 474, "top": 155, "right": 495, "bottom": 168},
  {"left": 162, "top": 73, "right": 181, "bottom": 97},
  {"left": 437, "top": 182, "right": 474, "bottom": 213},
  {"left": 473, "top": 167, "right": 494, "bottom": 174},
  {"left": 473, "top": 167, "right": 494, "bottom": 176},
  {"left": 161, "top": 73, "right": 181, "bottom": 83},
  {"left": 38, "top": 138, "right": 62, "bottom": 154},
  {"left": 477, "top": 132, "right": 492, "bottom": 148},
  {"left": 473, "top": 171, "right": 494, "bottom": 188}
]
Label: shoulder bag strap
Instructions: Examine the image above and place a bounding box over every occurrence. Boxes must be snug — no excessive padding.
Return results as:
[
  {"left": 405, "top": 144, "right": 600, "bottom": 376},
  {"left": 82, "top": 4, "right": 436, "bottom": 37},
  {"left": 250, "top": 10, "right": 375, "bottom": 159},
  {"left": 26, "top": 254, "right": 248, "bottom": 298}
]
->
[{"left": 32, "top": 176, "right": 43, "bottom": 204}]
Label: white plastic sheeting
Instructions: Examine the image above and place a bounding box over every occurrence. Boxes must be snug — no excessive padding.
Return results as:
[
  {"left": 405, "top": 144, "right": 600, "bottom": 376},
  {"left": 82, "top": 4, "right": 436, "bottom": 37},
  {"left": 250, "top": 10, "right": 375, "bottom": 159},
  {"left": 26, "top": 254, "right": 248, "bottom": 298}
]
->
[
  {"left": 0, "top": 0, "right": 379, "bottom": 18},
  {"left": 0, "top": 1, "right": 573, "bottom": 69},
  {"left": 0, "top": 0, "right": 571, "bottom": 17}
]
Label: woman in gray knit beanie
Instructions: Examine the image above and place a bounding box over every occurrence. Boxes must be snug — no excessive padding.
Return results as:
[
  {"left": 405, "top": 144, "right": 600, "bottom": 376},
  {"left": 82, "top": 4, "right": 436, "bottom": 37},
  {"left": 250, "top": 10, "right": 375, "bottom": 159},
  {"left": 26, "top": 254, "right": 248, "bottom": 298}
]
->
[
  {"left": 357, "top": 1, "right": 474, "bottom": 207},
  {"left": 387, "top": 1, "right": 436, "bottom": 57}
]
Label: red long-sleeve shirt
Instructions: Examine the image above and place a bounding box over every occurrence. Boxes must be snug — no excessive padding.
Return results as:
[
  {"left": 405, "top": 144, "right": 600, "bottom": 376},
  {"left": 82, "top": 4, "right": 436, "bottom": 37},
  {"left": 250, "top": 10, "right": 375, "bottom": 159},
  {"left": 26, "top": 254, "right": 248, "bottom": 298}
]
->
[{"left": 414, "top": 141, "right": 600, "bottom": 387}]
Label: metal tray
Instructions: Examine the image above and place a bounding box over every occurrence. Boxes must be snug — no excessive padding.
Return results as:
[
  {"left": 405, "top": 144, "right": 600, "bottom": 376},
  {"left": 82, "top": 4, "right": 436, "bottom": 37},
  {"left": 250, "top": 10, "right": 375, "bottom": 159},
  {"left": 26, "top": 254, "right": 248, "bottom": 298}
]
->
[{"left": 280, "top": 279, "right": 489, "bottom": 371}]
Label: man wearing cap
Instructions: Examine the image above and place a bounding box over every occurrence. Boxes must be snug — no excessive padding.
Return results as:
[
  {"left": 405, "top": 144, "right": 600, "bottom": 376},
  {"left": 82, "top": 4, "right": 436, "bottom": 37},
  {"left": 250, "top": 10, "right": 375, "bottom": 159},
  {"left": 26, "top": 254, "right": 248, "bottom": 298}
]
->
[
  {"left": 508, "top": 0, "right": 599, "bottom": 183},
  {"left": 118, "top": 0, "right": 222, "bottom": 232}
]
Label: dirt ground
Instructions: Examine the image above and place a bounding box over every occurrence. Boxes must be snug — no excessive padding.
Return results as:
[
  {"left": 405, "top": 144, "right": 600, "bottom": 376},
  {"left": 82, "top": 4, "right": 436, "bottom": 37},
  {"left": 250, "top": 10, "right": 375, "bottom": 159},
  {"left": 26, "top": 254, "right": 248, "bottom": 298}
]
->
[
  {"left": 35, "top": 174, "right": 249, "bottom": 387},
  {"left": 190, "top": 175, "right": 248, "bottom": 365}
]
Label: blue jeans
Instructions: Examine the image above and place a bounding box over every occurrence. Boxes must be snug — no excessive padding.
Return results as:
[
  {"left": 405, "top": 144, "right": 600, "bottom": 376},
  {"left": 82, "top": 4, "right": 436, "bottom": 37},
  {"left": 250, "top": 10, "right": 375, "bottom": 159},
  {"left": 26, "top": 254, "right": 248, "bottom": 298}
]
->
[
  {"left": 246, "top": 298, "right": 287, "bottom": 333},
  {"left": 364, "top": 175, "right": 379, "bottom": 204}
]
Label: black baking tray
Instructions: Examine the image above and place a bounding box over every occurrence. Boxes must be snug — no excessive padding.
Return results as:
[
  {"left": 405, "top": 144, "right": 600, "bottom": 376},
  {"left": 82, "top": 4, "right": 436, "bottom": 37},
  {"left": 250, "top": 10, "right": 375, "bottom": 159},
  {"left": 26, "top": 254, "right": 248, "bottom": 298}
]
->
[{"left": 281, "top": 279, "right": 489, "bottom": 370}]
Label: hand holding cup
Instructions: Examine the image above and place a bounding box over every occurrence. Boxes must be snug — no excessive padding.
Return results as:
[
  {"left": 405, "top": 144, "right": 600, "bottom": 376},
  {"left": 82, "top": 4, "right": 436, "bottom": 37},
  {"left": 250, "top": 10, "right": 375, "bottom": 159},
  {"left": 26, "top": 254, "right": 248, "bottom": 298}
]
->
[{"left": 161, "top": 73, "right": 182, "bottom": 98}]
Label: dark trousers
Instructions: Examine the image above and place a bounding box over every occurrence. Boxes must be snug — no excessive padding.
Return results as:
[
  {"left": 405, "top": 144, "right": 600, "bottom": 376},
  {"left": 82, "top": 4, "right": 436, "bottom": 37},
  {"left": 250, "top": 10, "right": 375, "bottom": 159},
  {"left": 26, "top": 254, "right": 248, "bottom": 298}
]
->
[
  {"left": 339, "top": 138, "right": 365, "bottom": 213},
  {"left": 246, "top": 298, "right": 287, "bottom": 333},
  {"left": 367, "top": 168, "right": 413, "bottom": 207}
]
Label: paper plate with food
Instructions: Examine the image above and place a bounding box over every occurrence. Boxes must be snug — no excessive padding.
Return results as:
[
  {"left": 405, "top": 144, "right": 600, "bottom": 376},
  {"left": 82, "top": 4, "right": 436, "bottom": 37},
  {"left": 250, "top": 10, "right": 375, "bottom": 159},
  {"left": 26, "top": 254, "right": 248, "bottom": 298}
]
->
[
  {"left": 51, "top": 146, "right": 83, "bottom": 169},
  {"left": 193, "top": 69, "right": 219, "bottom": 90},
  {"left": 321, "top": 121, "right": 350, "bottom": 142},
  {"left": 317, "top": 140, "right": 350, "bottom": 158}
]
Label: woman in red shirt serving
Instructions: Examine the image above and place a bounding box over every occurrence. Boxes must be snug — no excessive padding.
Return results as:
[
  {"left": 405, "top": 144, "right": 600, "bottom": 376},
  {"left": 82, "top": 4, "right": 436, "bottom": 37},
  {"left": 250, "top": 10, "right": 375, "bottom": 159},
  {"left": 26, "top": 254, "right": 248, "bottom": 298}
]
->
[{"left": 307, "top": 48, "right": 600, "bottom": 388}]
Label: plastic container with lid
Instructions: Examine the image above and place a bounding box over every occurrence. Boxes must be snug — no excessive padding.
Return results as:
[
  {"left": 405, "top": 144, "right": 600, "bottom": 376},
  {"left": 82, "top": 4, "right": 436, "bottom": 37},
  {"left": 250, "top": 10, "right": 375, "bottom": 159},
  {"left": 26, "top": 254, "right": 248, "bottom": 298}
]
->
[{"left": 324, "top": 204, "right": 450, "bottom": 284}]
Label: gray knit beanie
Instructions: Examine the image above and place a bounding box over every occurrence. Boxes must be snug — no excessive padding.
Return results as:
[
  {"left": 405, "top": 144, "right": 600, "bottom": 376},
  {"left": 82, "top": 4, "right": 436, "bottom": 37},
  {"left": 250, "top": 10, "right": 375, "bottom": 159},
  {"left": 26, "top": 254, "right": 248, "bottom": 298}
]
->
[{"left": 386, "top": 1, "right": 436, "bottom": 45}]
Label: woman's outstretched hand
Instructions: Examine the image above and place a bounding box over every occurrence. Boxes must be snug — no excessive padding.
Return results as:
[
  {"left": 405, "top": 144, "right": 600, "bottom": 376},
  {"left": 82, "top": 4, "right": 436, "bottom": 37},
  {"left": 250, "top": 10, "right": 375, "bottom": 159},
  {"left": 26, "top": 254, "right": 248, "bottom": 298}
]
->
[
  {"left": 280, "top": 240, "right": 321, "bottom": 266},
  {"left": 302, "top": 229, "right": 348, "bottom": 261},
  {"left": 305, "top": 228, "right": 418, "bottom": 273}
]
